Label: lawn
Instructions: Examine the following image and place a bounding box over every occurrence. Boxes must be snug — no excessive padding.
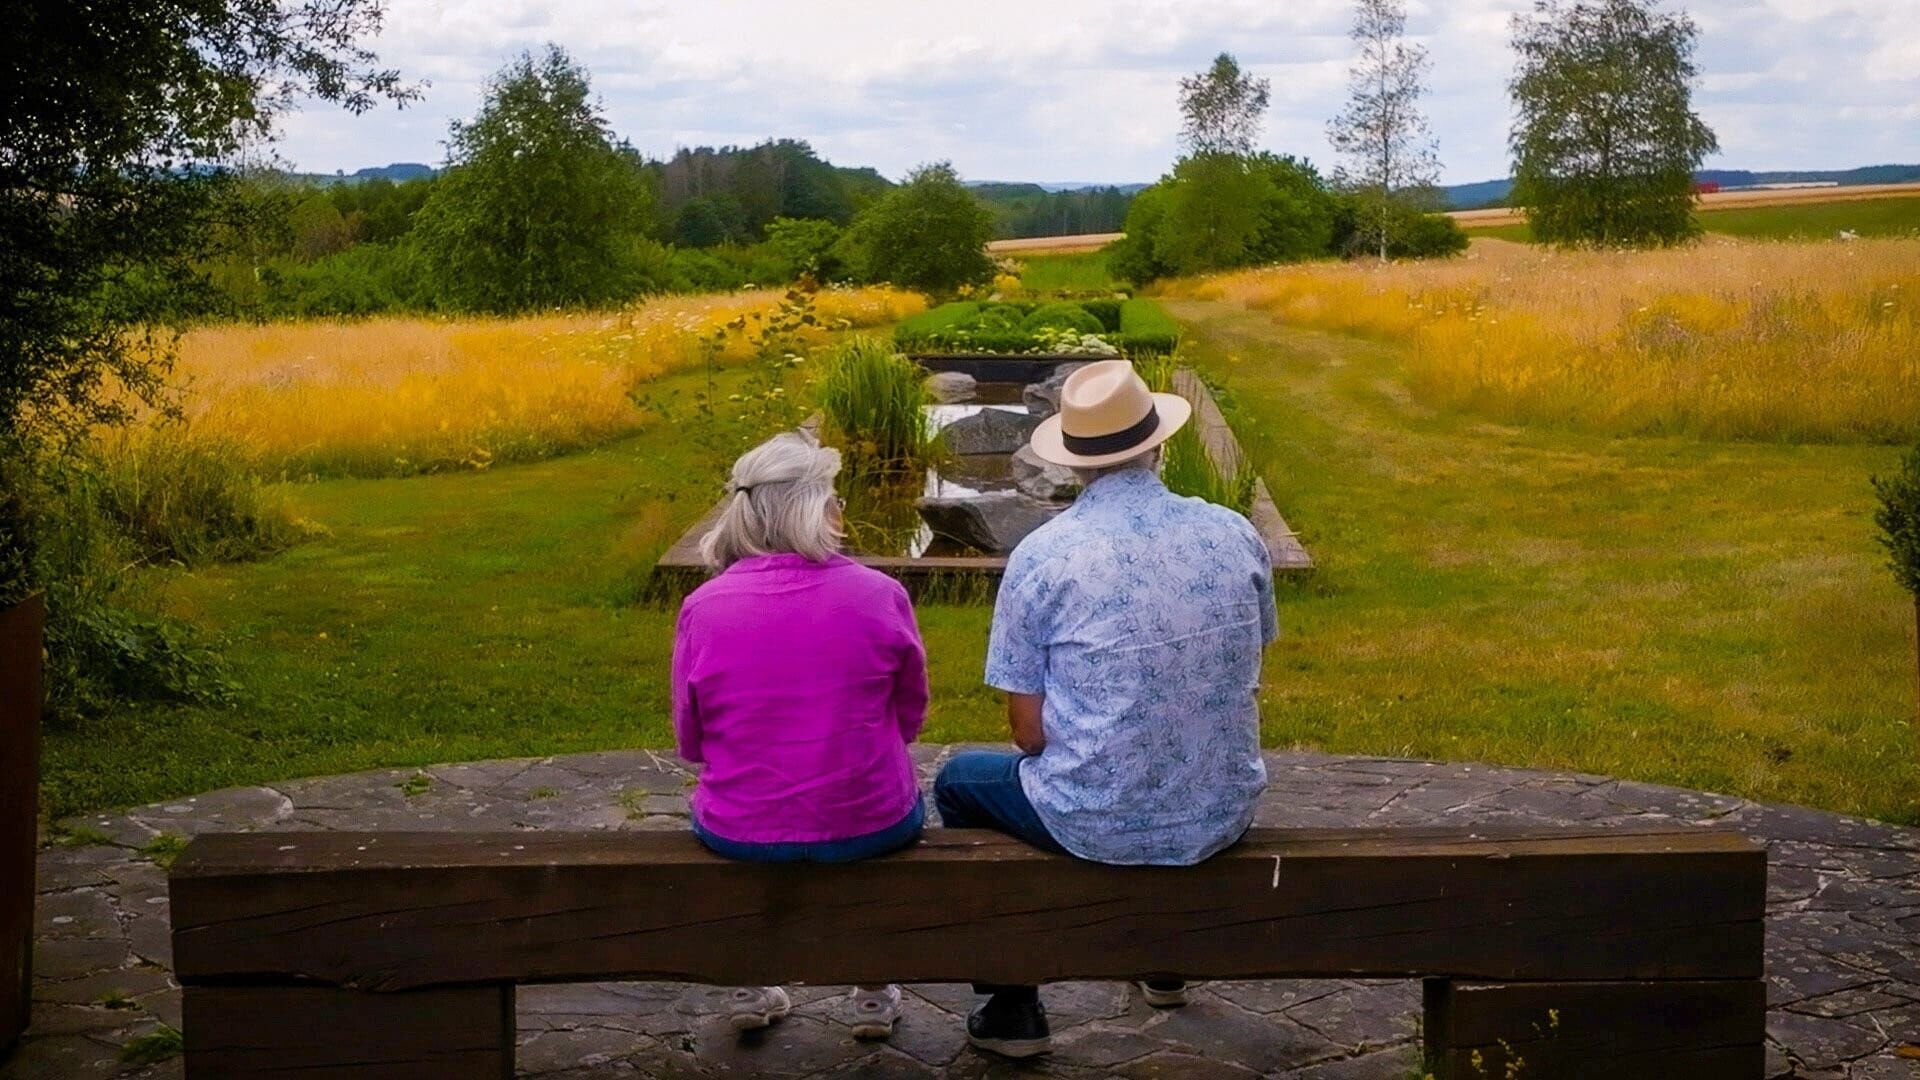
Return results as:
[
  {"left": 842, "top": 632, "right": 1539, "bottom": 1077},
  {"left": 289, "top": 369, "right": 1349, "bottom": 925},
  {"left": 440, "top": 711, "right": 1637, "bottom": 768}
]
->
[
  {"left": 1170, "top": 298, "right": 1915, "bottom": 825},
  {"left": 39, "top": 299, "right": 1919, "bottom": 825},
  {"left": 1464, "top": 194, "right": 1920, "bottom": 242},
  {"left": 1011, "top": 251, "right": 1117, "bottom": 292},
  {"left": 39, "top": 365, "right": 1011, "bottom": 819}
]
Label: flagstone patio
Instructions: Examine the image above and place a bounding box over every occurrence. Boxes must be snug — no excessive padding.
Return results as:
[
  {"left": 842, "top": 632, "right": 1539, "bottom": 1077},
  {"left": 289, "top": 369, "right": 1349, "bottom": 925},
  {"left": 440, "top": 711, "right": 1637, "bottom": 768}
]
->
[{"left": 6, "top": 746, "right": 1917, "bottom": 1078}]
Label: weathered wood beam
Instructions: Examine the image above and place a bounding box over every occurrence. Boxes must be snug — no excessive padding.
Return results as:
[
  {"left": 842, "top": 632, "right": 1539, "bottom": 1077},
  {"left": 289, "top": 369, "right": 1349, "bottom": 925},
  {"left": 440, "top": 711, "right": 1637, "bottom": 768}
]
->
[
  {"left": 181, "top": 984, "right": 512, "bottom": 1079},
  {"left": 171, "top": 827, "right": 1762, "bottom": 991}
]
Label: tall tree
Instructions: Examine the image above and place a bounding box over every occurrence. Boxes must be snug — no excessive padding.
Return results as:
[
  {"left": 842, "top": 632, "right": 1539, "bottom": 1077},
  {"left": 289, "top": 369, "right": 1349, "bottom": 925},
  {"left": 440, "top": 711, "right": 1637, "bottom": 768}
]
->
[
  {"left": 2, "top": 0, "right": 412, "bottom": 602},
  {"left": 1, "top": 0, "right": 411, "bottom": 456},
  {"left": 846, "top": 163, "right": 994, "bottom": 294},
  {"left": 1508, "top": 0, "right": 1718, "bottom": 247},
  {"left": 1178, "top": 54, "right": 1272, "bottom": 157},
  {"left": 1327, "top": 0, "right": 1441, "bottom": 260},
  {"left": 413, "top": 46, "right": 654, "bottom": 313}
]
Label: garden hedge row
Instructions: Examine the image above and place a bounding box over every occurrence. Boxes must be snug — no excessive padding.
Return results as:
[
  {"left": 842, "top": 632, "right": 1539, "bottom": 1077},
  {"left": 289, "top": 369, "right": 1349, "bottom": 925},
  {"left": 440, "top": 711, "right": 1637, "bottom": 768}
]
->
[{"left": 894, "top": 299, "right": 1178, "bottom": 356}]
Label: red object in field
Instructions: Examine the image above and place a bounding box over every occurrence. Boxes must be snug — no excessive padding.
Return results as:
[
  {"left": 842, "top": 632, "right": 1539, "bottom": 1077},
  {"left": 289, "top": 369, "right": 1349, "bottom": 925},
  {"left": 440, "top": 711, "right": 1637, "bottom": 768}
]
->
[{"left": 1693, "top": 181, "right": 1721, "bottom": 194}]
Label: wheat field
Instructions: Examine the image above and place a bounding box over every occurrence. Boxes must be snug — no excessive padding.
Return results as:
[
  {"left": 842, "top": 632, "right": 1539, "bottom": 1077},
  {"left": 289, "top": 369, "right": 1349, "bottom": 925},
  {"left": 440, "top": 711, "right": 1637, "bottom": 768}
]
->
[
  {"left": 148, "top": 287, "right": 925, "bottom": 477},
  {"left": 1163, "top": 237, "right": 1920, "bottom": 442}
]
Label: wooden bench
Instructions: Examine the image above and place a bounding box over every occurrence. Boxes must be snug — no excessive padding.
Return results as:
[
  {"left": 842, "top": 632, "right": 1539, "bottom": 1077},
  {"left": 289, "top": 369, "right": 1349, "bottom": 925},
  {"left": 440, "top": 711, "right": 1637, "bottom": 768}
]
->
[{"left": 168, "top": 826, "right": 1766, "bottom": 1079}]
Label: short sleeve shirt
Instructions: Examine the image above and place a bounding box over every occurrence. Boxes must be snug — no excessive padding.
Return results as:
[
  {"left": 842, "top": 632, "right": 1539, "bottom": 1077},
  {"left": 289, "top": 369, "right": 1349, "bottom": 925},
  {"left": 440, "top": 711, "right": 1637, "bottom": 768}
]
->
[{"left": 986, "top": 468, "right": 1277, "bottom": 866}]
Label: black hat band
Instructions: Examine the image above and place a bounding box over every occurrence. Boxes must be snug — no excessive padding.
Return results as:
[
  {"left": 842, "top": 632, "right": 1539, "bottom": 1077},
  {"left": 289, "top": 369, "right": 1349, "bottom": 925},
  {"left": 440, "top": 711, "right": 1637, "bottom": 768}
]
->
[{"left": 1061, "top": 404, "right": 1161, "bottom": 457}]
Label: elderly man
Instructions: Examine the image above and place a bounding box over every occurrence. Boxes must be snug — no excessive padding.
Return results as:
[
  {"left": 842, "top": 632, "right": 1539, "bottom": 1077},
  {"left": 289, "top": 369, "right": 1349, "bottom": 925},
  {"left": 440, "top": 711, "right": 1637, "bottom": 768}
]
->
[{"left": 932, "top": 359, "right": 1278, "bottom": 1059}]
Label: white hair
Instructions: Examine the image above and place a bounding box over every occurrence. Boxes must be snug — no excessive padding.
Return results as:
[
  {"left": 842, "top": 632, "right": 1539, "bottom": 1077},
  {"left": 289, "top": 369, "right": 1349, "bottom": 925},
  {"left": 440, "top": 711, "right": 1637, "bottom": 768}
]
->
[
  {"left": 700, "top": 431, "right": 844, "bottom": 571},
  {"left": 1071, "top": 446, "right": 1161, "bottom": 486}
]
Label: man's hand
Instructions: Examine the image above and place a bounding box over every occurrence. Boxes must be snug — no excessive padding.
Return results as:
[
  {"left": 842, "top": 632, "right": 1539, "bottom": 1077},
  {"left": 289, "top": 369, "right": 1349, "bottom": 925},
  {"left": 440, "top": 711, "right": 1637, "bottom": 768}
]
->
[{"left": 1007, "top": 692, "right": 1045, "bottom": 755}]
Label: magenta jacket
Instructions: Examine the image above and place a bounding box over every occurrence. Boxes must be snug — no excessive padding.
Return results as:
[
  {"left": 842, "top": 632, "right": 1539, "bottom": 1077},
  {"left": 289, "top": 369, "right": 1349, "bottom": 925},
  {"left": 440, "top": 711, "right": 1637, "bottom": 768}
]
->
[{"left": 672, "top": 553, "right": 927, "bottom": 843}]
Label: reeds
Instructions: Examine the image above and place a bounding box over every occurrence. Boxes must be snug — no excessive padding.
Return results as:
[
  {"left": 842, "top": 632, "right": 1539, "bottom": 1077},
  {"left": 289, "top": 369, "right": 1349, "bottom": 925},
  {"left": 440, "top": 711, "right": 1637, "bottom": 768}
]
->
[
  {"left": 813, "top": 335, "right": 937, "bottom": 472},
  {"left": 1162, "top": 237, "right": 1920, "bottom": 442},
  {"left": 1161, "top": 419, "right": 1256, "bottom": 515}
]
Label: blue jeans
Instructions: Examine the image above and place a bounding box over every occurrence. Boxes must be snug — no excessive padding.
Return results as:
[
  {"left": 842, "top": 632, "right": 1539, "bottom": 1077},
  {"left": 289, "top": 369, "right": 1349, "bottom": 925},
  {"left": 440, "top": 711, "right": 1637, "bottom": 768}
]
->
[
  {"left": 692, "top": 800, "right": 925, "bottom": 863},
  {"left": 932, "top": 750, "right": 1066, "bottom": 854},
  {"left": 933, "top": 750, "right": 1065, "bottom": 1003}
]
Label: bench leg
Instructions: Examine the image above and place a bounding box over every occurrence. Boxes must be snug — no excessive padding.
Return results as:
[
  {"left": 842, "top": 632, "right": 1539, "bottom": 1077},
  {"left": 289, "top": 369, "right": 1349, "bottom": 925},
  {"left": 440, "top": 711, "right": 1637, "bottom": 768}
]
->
[
  {"left": 182, "top": 983, "right": 513, "bottom": 1079},
  {"left": 1422, "top": 978, "right": 1764, "bottom": 1079}
]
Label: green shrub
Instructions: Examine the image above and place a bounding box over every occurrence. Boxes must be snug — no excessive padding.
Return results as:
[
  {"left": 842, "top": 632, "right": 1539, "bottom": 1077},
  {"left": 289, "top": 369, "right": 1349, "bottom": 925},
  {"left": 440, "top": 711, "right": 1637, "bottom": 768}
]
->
[
  {"left": 84, "top": 434, "right": 306, "bottom": 565},
  {"left": 974, "top": 303, "right": 1031, "bottom": 331},
  {"left": 1330, "top": 196, "right": 1469, "bottom": 260},
  {"left": 895, "top": 299, "right": 1172, "bottom": 356},
  {"left": 1022, "top": 302, "right": 1104, "bottom": 335},
  {"left": 815, "top": 336, "right": 935, "bottom": 470}
]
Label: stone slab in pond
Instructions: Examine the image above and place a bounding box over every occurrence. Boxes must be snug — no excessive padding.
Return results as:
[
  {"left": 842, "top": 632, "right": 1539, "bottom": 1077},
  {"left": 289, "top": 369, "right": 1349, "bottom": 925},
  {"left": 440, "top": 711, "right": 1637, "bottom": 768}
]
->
[
  {"left": 1012, "top": 445, "right": 1082, "bottom": 502},
  {"left": 1022, "top": 361, "right": 1093, "bottom": 420},
  {"left": 916, "top": 491, "right": 1058, "bottom": 553},
  {"left": 924, "top": 371, "right": 977, "bottom": 404},
  {"left": 938, "top": 406, "right": 1041, "bottom": 456}
]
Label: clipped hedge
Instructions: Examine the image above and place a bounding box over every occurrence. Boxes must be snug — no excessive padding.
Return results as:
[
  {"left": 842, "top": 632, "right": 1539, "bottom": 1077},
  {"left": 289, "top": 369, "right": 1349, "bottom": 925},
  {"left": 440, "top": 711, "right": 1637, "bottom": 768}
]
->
[
  {"left": 895, "top": 298, "right": 1178, "bottom": 356},
  {"left": 1022, "top": 302, "right": 1104, "bottom": 335}
]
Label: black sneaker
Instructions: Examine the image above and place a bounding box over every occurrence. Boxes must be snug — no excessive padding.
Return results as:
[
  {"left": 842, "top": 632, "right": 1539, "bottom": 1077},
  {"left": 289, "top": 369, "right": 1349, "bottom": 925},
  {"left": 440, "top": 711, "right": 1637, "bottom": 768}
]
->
[{"left": 967, "top": 995, "right": 1051, "bottom": 1058}]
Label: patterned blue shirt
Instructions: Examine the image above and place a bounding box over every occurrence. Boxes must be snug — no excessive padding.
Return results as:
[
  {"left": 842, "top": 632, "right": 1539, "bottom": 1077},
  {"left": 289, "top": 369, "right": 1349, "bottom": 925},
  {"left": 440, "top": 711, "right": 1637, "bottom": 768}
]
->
[{"left": 986, "top": 468, "right": 1276, "bottom": 866}]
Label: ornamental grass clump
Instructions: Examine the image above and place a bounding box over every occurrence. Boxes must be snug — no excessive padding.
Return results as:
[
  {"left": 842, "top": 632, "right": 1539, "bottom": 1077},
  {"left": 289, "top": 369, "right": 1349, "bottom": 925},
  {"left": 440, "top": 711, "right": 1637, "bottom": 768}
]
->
[
  {"left": 814, "top": 336, "right": 936, "bottom": 474},
  {"left": 1162, "top": 419, "right": 1257, "bottom": 515}
]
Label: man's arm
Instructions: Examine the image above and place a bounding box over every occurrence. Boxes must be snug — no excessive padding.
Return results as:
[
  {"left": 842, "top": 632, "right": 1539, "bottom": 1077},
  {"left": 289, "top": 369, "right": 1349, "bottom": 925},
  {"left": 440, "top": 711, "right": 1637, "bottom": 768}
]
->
[{"left": 1007, "top": 692, "right": 1045, "bottom": 754}]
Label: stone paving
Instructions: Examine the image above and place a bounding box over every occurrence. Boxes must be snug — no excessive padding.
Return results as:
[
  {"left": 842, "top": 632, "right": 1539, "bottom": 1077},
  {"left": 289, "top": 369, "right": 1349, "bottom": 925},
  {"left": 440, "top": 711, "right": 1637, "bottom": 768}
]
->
[{"left": 5, "top": 746, "right": 1918, "bottom": 1079}]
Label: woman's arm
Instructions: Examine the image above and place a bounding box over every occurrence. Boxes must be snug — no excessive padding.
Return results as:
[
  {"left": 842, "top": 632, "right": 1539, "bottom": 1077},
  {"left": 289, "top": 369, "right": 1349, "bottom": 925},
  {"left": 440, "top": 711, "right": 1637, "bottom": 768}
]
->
[
  {"left": 670, "top": 609, "right": 703, "bottom": 764},
  {"left": 890, "top": 586, "right": 930, "bottom": 742}
]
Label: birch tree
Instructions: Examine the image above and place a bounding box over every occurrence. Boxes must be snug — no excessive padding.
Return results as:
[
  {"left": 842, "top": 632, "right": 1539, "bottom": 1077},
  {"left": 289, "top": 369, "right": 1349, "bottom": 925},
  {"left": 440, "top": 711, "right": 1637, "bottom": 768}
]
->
[{"left": 1327, "top": 0, "right": 1441, "bottom": 260}]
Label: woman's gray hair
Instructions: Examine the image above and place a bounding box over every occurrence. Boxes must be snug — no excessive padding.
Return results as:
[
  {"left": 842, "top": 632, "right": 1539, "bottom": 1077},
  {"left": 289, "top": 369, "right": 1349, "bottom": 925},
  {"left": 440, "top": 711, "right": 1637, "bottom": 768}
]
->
[{"left": 699, "top": 431, "right": 845, "bottom": 570}]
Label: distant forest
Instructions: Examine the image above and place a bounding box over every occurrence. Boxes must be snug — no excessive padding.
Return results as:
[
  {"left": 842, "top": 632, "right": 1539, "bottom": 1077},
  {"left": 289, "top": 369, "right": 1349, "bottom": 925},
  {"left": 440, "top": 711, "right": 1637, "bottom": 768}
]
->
[{"left": 301, "top": 143, "right": 1137, "bottom": 243}]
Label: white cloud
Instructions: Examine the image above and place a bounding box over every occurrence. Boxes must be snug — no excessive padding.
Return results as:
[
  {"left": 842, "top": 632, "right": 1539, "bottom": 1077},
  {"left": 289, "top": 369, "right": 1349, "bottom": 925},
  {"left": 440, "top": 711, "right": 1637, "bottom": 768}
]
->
[{"left": 273, "top": 0, "right": 1920, "bottom": 185}]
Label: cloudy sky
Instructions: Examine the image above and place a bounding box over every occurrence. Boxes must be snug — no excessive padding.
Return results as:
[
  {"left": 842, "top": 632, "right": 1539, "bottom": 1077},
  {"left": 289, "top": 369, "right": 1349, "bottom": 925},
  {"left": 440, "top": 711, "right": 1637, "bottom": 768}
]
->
[{"left": 275, "top": 0, "right": 1920, "bottom": 187}]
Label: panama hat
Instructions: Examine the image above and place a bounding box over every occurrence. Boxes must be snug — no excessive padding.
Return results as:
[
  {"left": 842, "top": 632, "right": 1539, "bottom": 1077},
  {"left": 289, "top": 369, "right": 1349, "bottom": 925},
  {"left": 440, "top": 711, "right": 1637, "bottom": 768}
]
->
[{"left": 1028, "top": 359, "right": 1193, "bottom": 469}]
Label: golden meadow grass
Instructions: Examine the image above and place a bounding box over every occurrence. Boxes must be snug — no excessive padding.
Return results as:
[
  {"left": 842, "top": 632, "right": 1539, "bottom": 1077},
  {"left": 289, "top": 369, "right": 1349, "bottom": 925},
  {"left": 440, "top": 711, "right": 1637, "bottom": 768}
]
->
[
  {"left": 144, "top": 287, "right": 925, "bottom": 477},
  {"left": 1163, "top": 237, "right": 1920, "bottom": 442}
]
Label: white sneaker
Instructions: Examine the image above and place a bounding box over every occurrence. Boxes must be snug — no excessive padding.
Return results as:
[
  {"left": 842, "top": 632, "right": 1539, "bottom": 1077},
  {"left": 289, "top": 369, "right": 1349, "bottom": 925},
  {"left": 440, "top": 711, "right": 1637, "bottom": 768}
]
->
[
  {"left": 727, "top": 986, "right": 793, "bottom": 1031},
  {"left": 847, "top": 985, "right": 903, "bottom": 1040}
]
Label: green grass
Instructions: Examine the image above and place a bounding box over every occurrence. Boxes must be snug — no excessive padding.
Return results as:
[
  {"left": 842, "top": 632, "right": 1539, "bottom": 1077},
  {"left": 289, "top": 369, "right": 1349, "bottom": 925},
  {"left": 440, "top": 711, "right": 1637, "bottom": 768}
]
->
[
  {"left": 1012, "top": 252, "right": 1117, "bottom": 293},
  {"left": 1167, "top": 298, "right": 1916, "bottom": 824},
  {"left": 1464, "top": 195, "right": 1920, "bottom": 243},
  {"left": 37, "top": 308, "right": 1920, "bottom": 825},
  {"left": 37, "top": 365, "right": 1005, "bottom": 819},
  {"left": 1693, "top": 196, "right": 1920, "bottom": 240}
]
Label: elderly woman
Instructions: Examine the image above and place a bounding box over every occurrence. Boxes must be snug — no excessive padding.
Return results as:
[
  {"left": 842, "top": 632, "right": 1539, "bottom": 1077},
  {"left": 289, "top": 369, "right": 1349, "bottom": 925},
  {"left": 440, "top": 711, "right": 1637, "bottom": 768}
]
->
[{"left": 672, "top": 431, "right": 928, "bottom": 1040}]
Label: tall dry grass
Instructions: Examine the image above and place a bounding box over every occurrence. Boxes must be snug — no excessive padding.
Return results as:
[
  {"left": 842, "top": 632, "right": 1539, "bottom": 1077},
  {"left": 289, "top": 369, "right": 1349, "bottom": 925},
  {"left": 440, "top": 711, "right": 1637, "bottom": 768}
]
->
[
  {"left": 157, "top": 287, "right": 925, "bottom": 477},
  {"left": 1164, "top": 238, "right": 1920, "bottom": 442}
]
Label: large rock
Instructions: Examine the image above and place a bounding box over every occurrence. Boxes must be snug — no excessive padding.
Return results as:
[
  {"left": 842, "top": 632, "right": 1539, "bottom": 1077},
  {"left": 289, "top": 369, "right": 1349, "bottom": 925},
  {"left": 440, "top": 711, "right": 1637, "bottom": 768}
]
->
[
  {"left": 939, "top": 407, "right": 1040, "bottom": 456},
  {"left": 1012, "top": 445, "right": 1082, "bottom": 502},
  {"left": 1021, "top": 362, "right": 1093, "bottom": 419},
  {"left": 916, "top": 491, "right": 1057, "bottom": 553},
  {"left": 925, "top": 371, "right": 978, "bottom": 404}
]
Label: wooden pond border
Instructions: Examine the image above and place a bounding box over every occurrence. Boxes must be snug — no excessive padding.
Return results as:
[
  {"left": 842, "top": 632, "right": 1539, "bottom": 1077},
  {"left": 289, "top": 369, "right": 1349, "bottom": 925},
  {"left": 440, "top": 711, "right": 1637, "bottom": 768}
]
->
[{"left": 652, "top": 357, "right": 1312, "bottom": 596}]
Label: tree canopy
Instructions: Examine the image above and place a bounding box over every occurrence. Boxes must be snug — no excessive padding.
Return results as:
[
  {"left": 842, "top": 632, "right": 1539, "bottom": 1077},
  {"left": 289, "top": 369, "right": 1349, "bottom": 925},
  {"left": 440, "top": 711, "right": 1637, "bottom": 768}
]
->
[
  {"left": 1178, "top": 54, "right": 1272, "bottom": 157},
  {"left": 1, "top": 0, "right": 413, "bottom": 455},
  {"left": 845, "top": 163, "right": 995, "bottom": 294},
  {"left": 413, "top": 46, "right": 655, "bottom": 313},
  {"left": 1508, "top": 0, "right": 1719, "bottom": 247}
]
